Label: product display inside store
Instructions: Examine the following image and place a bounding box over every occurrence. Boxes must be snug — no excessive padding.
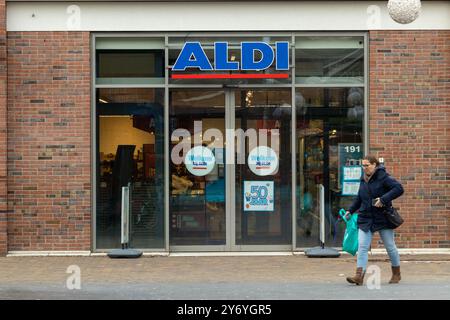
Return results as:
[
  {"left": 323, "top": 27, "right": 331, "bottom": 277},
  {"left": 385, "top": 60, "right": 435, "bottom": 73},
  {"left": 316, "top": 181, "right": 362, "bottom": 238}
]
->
[
  {"left": 96, "top": 88, "right": 165, "bottom": 249},
  {"left": 169, "top": 90, "right": 227, "bottom": 245}
]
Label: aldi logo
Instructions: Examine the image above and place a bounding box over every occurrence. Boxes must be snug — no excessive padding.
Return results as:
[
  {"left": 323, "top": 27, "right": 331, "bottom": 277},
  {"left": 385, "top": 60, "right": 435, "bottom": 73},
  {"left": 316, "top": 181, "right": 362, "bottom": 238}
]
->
[{"left": 171, "top": 41, "right": 289, "bottom": 79}]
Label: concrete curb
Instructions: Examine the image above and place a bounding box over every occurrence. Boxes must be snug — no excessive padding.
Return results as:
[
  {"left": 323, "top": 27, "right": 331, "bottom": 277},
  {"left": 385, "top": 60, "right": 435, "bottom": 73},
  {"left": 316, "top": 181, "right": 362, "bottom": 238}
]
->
[{"left": 5, "top": 249, "right": 450, "bottom": 257}]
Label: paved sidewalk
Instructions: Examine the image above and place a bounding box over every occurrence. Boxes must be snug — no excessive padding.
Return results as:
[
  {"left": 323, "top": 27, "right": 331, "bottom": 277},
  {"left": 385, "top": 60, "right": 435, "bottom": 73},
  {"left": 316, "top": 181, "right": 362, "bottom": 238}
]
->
[{"left": 1, "top": 254, "right": 450, "bottom": 299}]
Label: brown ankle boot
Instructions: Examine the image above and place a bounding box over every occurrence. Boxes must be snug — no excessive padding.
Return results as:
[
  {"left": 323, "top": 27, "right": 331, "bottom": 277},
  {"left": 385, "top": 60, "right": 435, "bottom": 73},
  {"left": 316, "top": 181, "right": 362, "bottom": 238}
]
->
[
  {"left": 346, "top": 267, "right": 365, "bottom": 285},
  {"left": 389, "top": 266, "right": 401, "bottom": 284}
]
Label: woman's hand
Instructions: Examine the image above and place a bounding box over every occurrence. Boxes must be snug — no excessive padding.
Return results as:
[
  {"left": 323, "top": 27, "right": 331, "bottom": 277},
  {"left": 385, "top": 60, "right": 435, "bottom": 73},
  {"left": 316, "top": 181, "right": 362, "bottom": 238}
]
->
[
  {"left": 344, "top": 211, "right": 351, "bottom": 220},
  {"left": 374, "top": 198, "right": 384, "bottom": 208}
]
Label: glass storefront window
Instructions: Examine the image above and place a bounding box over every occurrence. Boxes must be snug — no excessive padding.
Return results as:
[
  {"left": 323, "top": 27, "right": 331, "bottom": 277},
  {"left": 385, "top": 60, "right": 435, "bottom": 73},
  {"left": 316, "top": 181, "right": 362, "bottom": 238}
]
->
[
  {"left": 93, "top": 33, "right": 366, "bottom": 252},
  {"left": 96, "top": 50, "right": 165, "bottom": 85},
  {"left": 295, "top": 36, "right": 364, "bottom": 85},
  {"left": 295, "top": 87, "right": 364, "bottom": 248},
  {"left": 96, "top": 88, "right": 165, "bottom": 249}
]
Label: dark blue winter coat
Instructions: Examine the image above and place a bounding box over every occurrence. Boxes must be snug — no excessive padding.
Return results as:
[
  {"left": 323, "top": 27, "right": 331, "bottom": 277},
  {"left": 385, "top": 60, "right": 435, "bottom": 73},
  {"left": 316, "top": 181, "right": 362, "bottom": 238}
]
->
[{"left": 348, "top": 166, "right": 404, "bottom": 232}]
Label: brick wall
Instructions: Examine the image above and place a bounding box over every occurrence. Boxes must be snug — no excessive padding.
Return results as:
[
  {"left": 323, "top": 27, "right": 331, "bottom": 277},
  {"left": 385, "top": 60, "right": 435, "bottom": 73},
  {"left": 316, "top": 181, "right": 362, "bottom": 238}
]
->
[
  {"left": 2, "top": 29, "right": 449, "bottom": 252},
  {"left": 369, "top": 30, "right": 450, "bottom": 248},
  {"left": 0, "top": 0, "right": 6, "bottom": 255},
  {"left": 7, "top": 32, "right": 91, "bottom": 252}
]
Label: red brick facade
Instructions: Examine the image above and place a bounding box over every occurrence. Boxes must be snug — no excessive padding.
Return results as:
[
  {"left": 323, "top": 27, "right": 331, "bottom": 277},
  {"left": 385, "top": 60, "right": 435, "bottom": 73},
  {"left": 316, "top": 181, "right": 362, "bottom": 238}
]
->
[
  {"left": 6, "top": 32, "right": 91, "bottom": 252},
  {"left": 0, "top": 0, "right": 7, "bottom": 256},
  {"left": 0, "top": 29, "right": 449, "bottom": 254},
  {"left": 369, "top": 30, "right": 450, "bottom": 248}
]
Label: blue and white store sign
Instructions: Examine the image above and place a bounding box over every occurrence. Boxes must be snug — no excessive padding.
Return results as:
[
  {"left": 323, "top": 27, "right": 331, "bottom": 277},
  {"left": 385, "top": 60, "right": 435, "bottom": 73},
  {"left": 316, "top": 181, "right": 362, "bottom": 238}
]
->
[
  {"left": 243, "top": 181, "right": 274, "bottom": 212},
  {"left": 172, "top": 41, "right": 289, "bottom": 78},
  {"left": 248, "top": 146, "right": 279, "bottom": 176},
  {"left": 184, "top": 146, "right": 216, "bottom": 176}
]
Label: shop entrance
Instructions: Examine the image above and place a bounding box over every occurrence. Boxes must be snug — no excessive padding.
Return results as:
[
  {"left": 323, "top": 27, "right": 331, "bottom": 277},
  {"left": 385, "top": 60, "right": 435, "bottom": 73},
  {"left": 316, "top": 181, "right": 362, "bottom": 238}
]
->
[
  {"left": 169, "top": 88, "right": 292, "bottom": 251},
  {"left": 94, "top": 34, "right": 366, "bottom": 252}
]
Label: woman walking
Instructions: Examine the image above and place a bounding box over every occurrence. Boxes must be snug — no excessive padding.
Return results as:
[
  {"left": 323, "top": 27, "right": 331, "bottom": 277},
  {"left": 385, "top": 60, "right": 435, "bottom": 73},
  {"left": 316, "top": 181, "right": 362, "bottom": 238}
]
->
[{"left": 345, "top": 155, "right": 404, "bottom": 285}]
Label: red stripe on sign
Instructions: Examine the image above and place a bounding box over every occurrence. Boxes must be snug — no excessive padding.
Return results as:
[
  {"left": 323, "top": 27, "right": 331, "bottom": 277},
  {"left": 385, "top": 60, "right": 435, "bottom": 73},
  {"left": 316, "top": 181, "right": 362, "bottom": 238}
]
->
[
  {"left": 171, "top": 73, "right": 289, "bottom": 79},
  {"left": 192, "top": 167, "right": 208, "bottom": 169}
]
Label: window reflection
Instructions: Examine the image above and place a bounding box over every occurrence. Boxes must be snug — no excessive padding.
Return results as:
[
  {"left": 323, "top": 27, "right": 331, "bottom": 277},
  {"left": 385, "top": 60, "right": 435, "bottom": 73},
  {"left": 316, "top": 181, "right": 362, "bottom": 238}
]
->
[
  {"left": 296, "top": 88, "right": 364, "bottom": 248},
  {"left": 96, "top": 88, "right": 165, "bottom": 249},
  {"left": 169, "top": 90, "right": 227, "bottom": 246},
  {"left": 97, "top": 50, "right": 165, "bottom": 78},
  {"left": 235, "top": 89, "right": 292, "bottom": 245},
  {"left": 295, "top": 36, "right": 364, "bottom": 85}
]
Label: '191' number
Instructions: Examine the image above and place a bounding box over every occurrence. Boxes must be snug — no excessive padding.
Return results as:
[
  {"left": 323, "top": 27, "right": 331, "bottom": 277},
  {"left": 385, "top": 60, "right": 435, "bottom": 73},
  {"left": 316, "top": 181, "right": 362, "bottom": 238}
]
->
[{"left": 345, "top": 146, "right": 360, "bottom": 153}]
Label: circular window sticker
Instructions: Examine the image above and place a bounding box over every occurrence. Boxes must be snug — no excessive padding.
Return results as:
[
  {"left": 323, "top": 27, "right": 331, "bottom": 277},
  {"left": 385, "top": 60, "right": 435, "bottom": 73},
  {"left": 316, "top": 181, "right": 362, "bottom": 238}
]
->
[
  {"left": 247, "top": 146, "right": 279, "bottom": 176},
  {"left": 184, "top": 146, "right": 216, "bottom": 176}
]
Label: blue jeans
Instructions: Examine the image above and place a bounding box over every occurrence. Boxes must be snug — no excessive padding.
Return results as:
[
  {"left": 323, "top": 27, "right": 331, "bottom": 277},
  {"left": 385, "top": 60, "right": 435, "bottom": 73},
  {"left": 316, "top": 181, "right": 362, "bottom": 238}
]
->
[{"left": 357, "top": 228, "right": 400, "bottom": 271}]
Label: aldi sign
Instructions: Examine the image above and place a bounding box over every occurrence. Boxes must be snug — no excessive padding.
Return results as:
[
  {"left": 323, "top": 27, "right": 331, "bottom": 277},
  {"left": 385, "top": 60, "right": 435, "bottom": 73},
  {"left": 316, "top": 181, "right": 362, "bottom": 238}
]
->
[{"left": 172, "top": 41, "right": 289, "bottom": 78}]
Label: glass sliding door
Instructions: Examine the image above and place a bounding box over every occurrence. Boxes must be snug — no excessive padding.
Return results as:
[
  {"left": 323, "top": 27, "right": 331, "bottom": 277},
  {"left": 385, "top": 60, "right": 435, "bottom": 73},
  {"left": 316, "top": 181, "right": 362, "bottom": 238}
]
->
[
  {"left": 169, "top": 90, "right": 227, "bottom": 247},
  {"left": 168, "top": 88, "right": 293, "bottom": 250},
  {"left": 234, "top": 89, "right": 292, "bottom": 247}
]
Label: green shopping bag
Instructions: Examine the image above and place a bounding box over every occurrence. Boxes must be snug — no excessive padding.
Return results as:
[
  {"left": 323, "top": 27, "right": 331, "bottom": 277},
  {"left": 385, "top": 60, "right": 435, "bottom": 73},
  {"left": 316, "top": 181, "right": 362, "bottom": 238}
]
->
[{"left": 339, "top": 209, "right": 359, "bottom": 256}]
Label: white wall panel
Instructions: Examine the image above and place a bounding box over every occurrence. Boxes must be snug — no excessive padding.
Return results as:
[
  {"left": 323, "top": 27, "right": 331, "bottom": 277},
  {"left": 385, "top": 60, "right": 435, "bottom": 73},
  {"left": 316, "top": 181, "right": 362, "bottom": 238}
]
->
[{"left": 7, "top": 1, "right": 450, "bottom": 31}]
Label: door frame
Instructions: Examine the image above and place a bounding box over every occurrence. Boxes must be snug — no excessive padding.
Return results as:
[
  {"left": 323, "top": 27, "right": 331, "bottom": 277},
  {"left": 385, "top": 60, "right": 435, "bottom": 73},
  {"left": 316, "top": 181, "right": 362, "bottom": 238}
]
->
[
  {"left": 91, "top": 32, "right": 368, "bottom": 253},
  {"left": 170, "top": 88, "right": 293, "bottom": 252}
]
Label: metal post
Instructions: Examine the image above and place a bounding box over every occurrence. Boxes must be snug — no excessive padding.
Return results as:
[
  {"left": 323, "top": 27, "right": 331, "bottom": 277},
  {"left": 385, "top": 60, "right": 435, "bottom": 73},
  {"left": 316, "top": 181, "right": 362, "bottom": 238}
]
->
[
  {"left": 108, "top": 183, "right": 142, "bottom": 258},
  {"left": 319, "top": 184, "right": 325, "bottom": 248},
  {"left": 121, "top": 185, "right": 130, "bottom": 249},
  {"left": 304, "top": 184, "right": 340, "bottom": 258}
]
